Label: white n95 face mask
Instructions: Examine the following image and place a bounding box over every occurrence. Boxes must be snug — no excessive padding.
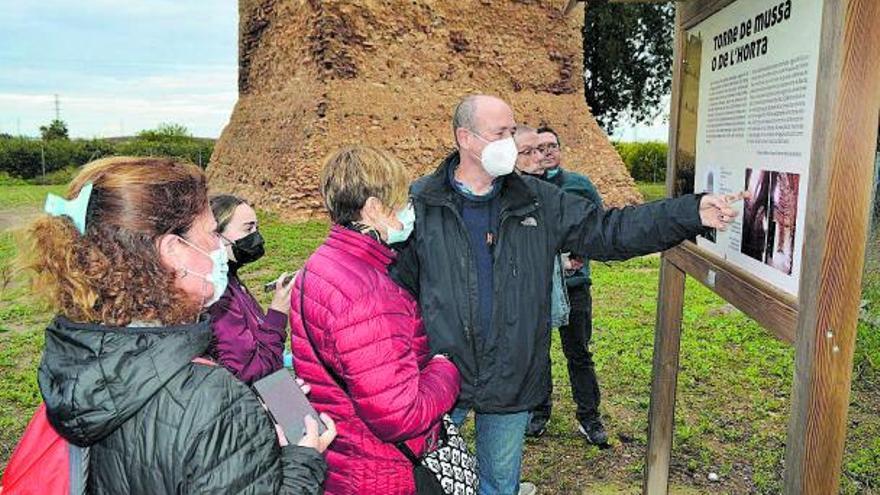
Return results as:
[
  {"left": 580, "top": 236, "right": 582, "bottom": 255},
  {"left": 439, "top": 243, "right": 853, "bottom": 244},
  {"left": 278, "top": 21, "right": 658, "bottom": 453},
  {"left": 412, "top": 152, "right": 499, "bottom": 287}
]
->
[{"left": 472, "top": 134, "right": 518, "bottom": 177}]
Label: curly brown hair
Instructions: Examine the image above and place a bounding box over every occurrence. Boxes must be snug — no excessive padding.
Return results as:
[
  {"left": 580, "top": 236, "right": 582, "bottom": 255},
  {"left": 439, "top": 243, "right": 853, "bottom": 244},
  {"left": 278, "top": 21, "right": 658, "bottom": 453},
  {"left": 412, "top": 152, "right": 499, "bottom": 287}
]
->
[{"left": 21, "top": 156, "right": 209, "bottom": 326}]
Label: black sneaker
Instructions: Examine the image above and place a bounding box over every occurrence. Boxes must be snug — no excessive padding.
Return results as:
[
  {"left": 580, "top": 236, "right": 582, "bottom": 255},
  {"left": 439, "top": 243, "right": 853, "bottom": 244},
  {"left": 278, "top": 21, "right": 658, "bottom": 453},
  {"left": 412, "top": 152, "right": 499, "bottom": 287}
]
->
[
  {"left": 577, "top": 418, "right": 608, "bottom": 446},
  {"left": 525, "top": 416, "right": 548, "bottom": 438}
]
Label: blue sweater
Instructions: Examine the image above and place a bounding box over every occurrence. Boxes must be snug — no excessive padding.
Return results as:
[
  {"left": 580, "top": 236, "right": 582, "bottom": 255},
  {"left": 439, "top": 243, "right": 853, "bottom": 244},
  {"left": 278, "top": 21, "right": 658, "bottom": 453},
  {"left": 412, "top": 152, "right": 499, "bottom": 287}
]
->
[{"left": 449, "top": 168, "right": 501, "bottom": 339}]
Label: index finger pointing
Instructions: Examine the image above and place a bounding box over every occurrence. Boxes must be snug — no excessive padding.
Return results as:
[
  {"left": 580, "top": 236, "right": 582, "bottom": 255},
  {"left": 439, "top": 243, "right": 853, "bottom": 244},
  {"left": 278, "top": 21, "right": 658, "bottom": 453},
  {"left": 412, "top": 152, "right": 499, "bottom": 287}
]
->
[{"left": 724, "top": 191, "right": 747, "bottom": 204}]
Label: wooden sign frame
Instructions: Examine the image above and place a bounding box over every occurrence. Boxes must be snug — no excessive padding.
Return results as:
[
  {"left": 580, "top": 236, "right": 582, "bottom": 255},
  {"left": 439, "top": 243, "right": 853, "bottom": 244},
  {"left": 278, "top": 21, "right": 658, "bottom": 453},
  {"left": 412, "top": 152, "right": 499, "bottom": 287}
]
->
[{"left": 643, "top": 1, "right": 880, "bottom": 494}]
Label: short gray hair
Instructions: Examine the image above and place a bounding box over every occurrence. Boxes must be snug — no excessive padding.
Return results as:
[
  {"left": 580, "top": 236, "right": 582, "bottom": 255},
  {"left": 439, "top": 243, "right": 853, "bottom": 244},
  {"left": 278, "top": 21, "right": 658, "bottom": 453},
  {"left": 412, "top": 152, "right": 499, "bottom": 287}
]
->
[
  {"left": 515, "top": 124, "right": 535, "bottom": 137},
  {"left": 452, "top": 95, "right": 480, "bottom": 146}
]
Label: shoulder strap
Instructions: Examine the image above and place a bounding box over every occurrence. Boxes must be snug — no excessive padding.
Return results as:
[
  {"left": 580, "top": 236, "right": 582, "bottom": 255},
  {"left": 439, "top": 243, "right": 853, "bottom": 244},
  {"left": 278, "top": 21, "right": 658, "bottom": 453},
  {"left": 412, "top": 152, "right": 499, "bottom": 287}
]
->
[{"left": 298, "top": 266, "right": 420, "bottom": 464}]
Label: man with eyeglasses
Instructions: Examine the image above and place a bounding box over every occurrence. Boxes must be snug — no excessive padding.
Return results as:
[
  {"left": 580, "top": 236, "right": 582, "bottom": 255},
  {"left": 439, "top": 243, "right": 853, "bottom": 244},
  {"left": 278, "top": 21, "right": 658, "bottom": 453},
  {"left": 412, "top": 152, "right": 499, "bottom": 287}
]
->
[
  {"left": 391, "top": 94, "right": 743, "bottom": 495},
  {"left": 522, "top": 126, "right": 608, "bottom": 446},
  {"left": 513, "top": 125, "right": 543, "bottom": 175}
]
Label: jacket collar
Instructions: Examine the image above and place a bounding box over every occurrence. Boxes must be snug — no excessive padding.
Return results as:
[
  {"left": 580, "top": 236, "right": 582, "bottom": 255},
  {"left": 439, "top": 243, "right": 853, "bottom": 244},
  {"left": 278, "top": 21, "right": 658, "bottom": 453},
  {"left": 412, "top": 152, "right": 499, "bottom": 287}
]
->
[
  {"left": 543, "top": 166, "right": 566, "bottom": 187},
  {"left": 416, "top": 150, "right": 539, "bottom": 217},
  {"left": 324, "top": 224, "right": 397, "bottom": 271}
]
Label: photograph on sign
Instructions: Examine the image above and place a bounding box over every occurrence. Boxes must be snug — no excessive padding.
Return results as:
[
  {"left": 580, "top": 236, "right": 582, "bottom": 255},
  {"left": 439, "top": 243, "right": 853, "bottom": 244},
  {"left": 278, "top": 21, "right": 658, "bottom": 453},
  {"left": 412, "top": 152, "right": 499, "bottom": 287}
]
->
[
  {"left": 766, "top": 170, "right": 800, "bottom": 275},
  {"left": 685, "top": 0, "right": 823, "bottom": 296},
  {"left": 741, "top": 167, "right": 770, "bottom": 263},
  {"left": 741, "top": 168, "right": 801, "bottom": 275}
]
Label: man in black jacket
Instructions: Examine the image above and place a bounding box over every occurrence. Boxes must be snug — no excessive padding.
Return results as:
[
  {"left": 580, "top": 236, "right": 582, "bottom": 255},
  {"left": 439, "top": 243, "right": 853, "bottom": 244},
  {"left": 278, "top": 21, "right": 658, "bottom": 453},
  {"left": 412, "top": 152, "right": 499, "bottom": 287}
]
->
[{"left": 391, "top": 94, "right": 742, "bottom": 495}]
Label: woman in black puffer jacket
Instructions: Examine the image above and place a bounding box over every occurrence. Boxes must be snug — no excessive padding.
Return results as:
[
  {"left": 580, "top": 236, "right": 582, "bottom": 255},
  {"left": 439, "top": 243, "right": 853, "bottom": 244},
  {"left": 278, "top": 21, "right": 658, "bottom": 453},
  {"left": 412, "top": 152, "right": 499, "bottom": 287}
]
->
[{"left": 24, "top": 156, "right": 336, "bottom": 494}]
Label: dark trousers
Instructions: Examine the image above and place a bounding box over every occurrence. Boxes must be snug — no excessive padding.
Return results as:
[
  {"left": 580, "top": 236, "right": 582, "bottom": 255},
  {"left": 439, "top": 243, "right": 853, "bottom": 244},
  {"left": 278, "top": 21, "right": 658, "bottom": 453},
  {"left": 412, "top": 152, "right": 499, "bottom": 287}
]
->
[{"left": 532, "top": 284, "right": 601, "bottom": 424}]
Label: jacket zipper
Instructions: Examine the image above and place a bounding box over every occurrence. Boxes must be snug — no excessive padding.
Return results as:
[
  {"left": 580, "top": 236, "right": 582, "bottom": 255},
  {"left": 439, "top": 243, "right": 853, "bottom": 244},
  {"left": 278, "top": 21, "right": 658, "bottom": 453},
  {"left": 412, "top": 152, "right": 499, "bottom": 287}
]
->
[
  {"left": 441, "top": 200, "right": 482, "bottom": 390},
  {"left": 494, "top": 202, "right": 536, "bottom": 277},
  {"left": 434, "top": 197, "right": 537, "bottom": 398}
]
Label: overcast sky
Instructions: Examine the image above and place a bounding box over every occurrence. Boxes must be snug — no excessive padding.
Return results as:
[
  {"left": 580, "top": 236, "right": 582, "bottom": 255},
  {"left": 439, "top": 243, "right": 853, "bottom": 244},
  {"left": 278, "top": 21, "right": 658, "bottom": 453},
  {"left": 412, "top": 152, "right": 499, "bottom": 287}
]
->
[
  {"left": 0, "top": 1, "right": 237, "bottom": 138},
  {"left": 0, "top": 1, "right": 666, "bottom": 141}
]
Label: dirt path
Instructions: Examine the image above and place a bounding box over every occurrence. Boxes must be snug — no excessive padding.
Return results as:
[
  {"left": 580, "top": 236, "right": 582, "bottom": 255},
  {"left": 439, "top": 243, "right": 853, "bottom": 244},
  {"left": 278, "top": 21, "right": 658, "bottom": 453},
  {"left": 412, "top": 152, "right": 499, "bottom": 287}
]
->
[{"left": 0, "top": 206, "right": 41, "bottom": 232}]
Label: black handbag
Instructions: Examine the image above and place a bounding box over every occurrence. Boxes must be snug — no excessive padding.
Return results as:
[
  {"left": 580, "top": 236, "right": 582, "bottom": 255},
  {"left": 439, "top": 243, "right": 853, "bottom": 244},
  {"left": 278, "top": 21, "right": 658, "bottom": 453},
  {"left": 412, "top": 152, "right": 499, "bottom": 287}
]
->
[{"left": 297, "top": 267, "right": 478, "bottom": 495}]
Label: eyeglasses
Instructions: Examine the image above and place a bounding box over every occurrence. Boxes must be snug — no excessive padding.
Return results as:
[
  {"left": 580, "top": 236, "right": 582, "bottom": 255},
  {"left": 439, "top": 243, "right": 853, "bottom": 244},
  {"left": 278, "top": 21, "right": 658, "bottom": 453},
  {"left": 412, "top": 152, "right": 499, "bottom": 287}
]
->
[
  {"left": 535, "top": 143, "right": 560, "bottom": 154},
  {"left": 517, "top": 148, "right": 541, "bottom": 157}
]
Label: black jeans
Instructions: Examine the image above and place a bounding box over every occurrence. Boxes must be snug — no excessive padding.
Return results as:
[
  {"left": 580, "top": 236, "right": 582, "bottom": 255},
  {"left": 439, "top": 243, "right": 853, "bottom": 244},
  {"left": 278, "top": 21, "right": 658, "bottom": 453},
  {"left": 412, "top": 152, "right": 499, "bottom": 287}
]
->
[{"left": 532, "top": 284, "right": 601, "bottom": 424}]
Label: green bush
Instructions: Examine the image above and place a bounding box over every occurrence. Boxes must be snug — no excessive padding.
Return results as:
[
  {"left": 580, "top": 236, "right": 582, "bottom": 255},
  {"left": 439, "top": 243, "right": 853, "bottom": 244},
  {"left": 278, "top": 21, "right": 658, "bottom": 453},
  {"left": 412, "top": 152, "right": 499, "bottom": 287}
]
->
[
  {"left": 114, "top": 123, "right": 213, "bottom": 166},
  {"left": 0, "top": 136, "right": 212, "bottom": 181},
  {"left": 0, "top": 171, "right": 29, "bottom": 186},
  {"left": 0, "top": 138, "right": 44, "bottom": 178},
  {"left": 113, "top": 138, "right": 213, "bottom": 167},
  {"left": 0, "top": 138, "right": 114, "bottom": 179},
  {"left": 614, "top": 141, "right": 668, "bottom": 183},
  {"left": 29, "top": 166, "right": 80, "bottom": 185}
]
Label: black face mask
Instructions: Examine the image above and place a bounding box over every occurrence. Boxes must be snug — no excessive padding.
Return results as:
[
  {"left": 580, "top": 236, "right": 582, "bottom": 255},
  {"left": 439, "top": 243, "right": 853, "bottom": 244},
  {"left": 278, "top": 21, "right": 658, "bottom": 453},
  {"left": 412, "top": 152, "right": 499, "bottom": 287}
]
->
[{"left": 230, "top": 231, "right": 265, "bottom": 266}]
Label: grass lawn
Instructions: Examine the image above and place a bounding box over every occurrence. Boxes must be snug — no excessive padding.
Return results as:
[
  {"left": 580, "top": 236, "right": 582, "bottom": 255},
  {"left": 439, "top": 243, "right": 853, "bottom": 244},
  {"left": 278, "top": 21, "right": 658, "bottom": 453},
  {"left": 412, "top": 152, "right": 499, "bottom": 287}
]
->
[
  {"left": 0, "top": 185, "right": 65, "bottom": 209},
  {"left": 1, "top": 183, "right": 877, "bottom": 494},
  {"left": 637, "top": 182, "right": 667, "bottom": 202}
]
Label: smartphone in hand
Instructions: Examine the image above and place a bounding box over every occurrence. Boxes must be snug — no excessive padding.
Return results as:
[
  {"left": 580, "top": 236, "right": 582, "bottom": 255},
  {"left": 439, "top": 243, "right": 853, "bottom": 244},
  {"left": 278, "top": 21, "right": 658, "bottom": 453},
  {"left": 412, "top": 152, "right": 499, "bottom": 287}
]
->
[
  {"left": 253, "top": 369, "right": 327, "bottom": 445},
  {"left": 263, "top": 273, "right": 296, "bottom": 293}
]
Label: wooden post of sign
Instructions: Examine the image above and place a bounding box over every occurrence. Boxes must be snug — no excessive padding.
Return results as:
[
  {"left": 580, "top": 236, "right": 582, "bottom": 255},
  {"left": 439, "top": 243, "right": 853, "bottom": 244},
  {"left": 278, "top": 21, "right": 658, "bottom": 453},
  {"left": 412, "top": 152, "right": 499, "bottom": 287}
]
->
[
  {"left": 643, "top": 8, "right": 687, "bottom": 494},
  {"left": 644, "top": 258, "right": 687, "bottom": 494},
  {"left": 783, "top": 0, "right": 880, "bottom": 493}
]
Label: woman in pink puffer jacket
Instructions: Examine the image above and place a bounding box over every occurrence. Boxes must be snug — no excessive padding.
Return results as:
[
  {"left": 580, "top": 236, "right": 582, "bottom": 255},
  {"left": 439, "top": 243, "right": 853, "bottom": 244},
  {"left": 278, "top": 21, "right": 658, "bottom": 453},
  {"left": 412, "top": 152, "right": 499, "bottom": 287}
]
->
[{"left": 290, "top": 146, "right": 461, "bottom": 495}]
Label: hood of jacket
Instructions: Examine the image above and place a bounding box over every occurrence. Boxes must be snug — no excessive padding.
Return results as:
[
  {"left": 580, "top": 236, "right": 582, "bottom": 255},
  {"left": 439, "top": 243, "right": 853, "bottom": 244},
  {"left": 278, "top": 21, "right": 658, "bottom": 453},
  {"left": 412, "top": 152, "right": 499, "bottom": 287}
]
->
[{"left": 38, "top": 315, "right": 212, "bottom": 447}]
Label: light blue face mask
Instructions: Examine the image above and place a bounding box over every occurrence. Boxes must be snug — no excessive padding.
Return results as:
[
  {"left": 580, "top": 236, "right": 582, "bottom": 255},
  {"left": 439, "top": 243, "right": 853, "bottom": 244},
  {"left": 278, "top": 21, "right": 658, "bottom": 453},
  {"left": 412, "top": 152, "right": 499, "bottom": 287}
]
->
[
  {"left": 178, "top": 237, "right": 229, "bottom": 306},
  {"left": 387, "top": 203, "right": 415, "bottom": 244}
]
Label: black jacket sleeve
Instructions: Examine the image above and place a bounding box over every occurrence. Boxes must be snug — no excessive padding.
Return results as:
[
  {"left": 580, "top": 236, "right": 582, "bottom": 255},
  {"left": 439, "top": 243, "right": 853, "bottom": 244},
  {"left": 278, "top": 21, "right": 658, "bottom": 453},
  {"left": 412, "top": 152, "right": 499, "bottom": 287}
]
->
[
  {"left": 549, "top": 184, "right": 707, "bottom": 260},
  {"left": 279, "top": 445, "right": 328, "bottom": 495},
  {"left": 182, "top": 373, "right": 328, "bottom": 494}
]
